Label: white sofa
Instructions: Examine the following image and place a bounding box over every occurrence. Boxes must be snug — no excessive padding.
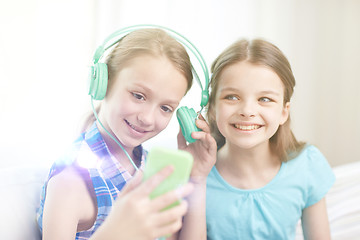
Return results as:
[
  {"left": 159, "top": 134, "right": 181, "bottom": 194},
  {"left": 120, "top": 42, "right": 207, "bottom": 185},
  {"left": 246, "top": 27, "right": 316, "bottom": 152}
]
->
[
  {"left": 0, "top": 161, "right": 359, "bottom": 240},
  {"left": 295, "top": 160, "right": 360, "bottom": 240},
  {"left": 0, "top": 165, "right": 48, "bottom": 240}
]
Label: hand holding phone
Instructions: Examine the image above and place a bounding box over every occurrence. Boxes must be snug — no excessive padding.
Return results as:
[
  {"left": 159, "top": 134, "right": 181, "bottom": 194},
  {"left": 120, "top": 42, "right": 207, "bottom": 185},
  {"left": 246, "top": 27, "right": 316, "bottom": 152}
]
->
[{"left": 143, "top": 147, "right": 193, "bottom": 211}]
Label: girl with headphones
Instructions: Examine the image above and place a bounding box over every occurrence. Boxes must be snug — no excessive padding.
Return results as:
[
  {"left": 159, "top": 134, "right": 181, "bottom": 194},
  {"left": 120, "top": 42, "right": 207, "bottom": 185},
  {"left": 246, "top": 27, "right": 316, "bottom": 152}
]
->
[{"left": 37, "top": 27, "right": 216, "bottom": 240}]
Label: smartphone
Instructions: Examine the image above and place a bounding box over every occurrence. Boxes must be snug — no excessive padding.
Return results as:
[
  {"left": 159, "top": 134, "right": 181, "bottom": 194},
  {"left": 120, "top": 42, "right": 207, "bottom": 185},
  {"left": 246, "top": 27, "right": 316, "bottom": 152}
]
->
[{"left": 143, "top": 147, "right": 193, "bottom": 211}]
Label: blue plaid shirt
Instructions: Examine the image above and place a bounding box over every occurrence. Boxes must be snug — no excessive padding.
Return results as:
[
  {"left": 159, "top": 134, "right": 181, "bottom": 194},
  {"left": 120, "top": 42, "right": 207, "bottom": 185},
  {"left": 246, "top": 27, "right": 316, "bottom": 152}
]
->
[{"left": 37, "top": 122, "right": 146, "bottom": 239}]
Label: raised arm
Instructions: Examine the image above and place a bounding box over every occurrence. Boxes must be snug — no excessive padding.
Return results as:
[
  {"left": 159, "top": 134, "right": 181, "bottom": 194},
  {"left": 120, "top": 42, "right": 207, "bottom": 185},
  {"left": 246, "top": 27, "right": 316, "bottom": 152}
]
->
[{"left": 177, "top": 116, "right": 217, "bottom": 240}]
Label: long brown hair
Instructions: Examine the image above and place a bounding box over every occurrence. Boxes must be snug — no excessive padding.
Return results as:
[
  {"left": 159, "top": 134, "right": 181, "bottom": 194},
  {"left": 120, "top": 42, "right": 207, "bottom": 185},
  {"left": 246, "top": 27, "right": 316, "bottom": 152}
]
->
[
  {"left": 207, "top": 39, "right": 305, "bottom": 161},
  {"left": 80, "top": 28, "right": 193, "bottom": 132}
]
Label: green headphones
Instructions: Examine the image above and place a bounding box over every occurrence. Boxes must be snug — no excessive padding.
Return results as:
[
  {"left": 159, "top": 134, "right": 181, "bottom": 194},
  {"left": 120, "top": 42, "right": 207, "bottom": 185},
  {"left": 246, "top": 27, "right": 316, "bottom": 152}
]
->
[{"left": 88, "top": 24, "right": 210, "bottom": 144}]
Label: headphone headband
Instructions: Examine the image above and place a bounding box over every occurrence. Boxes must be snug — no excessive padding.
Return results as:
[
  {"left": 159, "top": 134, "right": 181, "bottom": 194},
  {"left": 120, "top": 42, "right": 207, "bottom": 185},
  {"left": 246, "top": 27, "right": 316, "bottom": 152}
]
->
[
  {"left": 90, "top": 24, "right": 209, "bottom": 108},
  {"left": 89, "top": 24, "right": 210, "bottom": 165}
]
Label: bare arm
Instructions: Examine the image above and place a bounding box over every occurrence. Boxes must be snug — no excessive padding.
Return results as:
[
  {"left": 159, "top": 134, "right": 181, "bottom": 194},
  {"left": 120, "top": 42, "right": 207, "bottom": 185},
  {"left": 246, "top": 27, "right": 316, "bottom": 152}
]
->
[
  {"left": 177, "top": 181, "right": 207, "bottom": 240},
  {"left": 177, "top": 117, "right": 217, "bottom": 240},
  {"left": 301, "top": 198, "right": 331, "bottom": 240},
  {"left": 42, "top": 167, "right": 96, "bottom": 240}
]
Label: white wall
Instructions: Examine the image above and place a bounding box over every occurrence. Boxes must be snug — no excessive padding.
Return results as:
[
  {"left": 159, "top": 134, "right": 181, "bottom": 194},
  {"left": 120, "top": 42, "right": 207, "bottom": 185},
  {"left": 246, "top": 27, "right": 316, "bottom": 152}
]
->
[
  {"left": 95, "top": 0, "right": 360, "bottom": 167},
  {"left": 0, "top": 0, "right": 96, "bottom": 167},
  {"left": 1, "top": 0, "right": 359, "bottom": 167}
]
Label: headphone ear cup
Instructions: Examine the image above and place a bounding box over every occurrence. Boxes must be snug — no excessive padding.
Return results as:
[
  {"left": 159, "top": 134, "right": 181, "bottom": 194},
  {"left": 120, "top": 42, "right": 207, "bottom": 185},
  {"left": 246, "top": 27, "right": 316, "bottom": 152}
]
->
[
  {"left": 89, "top": 62, "right": 108, "bottom": 100},
  {"left": 176, "top": 106, "right": 200, "bottom": 143}
]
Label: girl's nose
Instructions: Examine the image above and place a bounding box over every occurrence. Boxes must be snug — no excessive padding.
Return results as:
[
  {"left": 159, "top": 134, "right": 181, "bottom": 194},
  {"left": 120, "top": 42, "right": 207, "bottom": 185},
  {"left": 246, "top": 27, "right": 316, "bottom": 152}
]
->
[
  {"left": 137, "top": 106, "right": 155, "bottom": 126},
  {"left": 239, "top": 101, "right": 256, "bottom": 118}
]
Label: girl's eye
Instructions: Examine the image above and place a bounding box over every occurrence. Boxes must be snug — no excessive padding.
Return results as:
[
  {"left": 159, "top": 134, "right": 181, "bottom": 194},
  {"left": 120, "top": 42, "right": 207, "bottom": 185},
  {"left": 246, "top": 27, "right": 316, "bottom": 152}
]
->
[
  {"left": 259, "top": 97, "right": 272, "bottom": 103},
  {"left": 161, "top": 105, "right": 173, "bottom": 113},
  {"left": 225, "top": 95, "right": 239, "bottom": 101},
  {"left": 132, "top": 92, "right": 145, "bottom": 100}
]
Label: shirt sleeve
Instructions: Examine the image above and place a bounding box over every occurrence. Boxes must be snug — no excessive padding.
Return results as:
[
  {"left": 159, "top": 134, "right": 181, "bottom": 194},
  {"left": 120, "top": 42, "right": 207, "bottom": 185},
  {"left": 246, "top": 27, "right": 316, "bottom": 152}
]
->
[{"left": 304, "top": 145, "right": 336, "bottom": 208}]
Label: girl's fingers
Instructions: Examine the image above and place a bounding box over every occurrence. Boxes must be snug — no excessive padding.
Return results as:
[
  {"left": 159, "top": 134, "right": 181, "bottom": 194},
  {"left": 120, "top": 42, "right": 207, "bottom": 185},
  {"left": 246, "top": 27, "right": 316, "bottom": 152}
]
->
[
  {"left": 197, "top": 113, "right": 205, "bottom": 121},
  {"left": 118, "top": 170, "right": 144, "bottom": 196},
  {"left": 151, "top": 182, "right": 193, "bottom": 212},
  {"left": 153, "top": 218, "right": 184, "bottom": 238},
  {"left": 191, "top": 131, "right": 214, "bottom": 150},
  {"left": 206, "top": 132, "right": 218, "bottom": 153},
  {"left": 191, "top": 129, "right": 216, "bottom": 146},
  {"left": 152, "top": 201, "right": 189, "bottom": 236},
  {"left": 156, "top": 200, "right": 189, "bottom": 225},
  {"left": 191, "top": 130, "right": 207, "bottom": 141},
  {"left": 195, "top": 118, "right": 210, "bottom": 133},
  {"left": 177, "top": 128, "right": 187, "bottom": 150}
]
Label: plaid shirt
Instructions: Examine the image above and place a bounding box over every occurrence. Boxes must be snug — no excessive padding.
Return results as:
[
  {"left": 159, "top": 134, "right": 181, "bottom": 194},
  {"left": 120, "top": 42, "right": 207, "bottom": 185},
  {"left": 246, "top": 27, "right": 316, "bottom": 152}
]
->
[{"left": 37, "top": 122, "right": 146, "bottom": 239}]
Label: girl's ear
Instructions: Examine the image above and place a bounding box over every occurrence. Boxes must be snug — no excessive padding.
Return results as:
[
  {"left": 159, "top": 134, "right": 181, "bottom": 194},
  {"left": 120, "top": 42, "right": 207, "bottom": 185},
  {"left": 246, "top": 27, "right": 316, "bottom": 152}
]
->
[{"left": 280, "top": 102, "right": 290, "bottom": 125}]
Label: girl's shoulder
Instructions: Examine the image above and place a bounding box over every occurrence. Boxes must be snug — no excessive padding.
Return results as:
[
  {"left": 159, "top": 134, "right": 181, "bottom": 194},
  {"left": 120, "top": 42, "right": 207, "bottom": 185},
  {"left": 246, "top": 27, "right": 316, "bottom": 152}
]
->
[
  {"left": 286, "top": 144, "right": 335, "bottom": 207},
  {"left": 287, "top": 144, "right": 328, "bottom": 168},
  {"left": 46, "top": 166, "right": 94, "bottom": 207},
  {"left": 283, "top": 144, "right": 335, "bottom": 189},
  {"left": 45, "top": 165, "right": 97, "bottom": 230},
  {"left": 48, "top": 165, "right": 90, "bottom": 190}
]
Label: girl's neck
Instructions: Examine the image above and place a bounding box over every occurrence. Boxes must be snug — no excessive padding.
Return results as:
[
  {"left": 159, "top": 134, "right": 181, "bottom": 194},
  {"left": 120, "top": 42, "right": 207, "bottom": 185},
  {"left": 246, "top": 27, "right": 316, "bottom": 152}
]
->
[
  {"left": 219, "top": 142, "right": 276, "bottom": 166},
  {"left": 96, "top": 122, "right": 138, "bottom": 175},
  {"left": 216, "top": 142, "right": 281, "bottom": 189}
]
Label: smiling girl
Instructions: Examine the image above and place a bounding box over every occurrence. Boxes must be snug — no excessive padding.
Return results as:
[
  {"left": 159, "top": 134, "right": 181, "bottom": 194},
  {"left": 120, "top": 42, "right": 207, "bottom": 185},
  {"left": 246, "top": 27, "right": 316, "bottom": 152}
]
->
[
  {"left": 206, "top": 39, "right": 335, "bottom": 240},
  {"left": 37, "top": 28, "right": 216, "bottom": 240}
]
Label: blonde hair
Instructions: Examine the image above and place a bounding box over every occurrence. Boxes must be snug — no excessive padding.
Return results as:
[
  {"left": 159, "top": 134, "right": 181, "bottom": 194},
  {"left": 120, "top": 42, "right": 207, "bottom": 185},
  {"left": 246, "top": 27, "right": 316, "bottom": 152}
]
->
[
  {"left": 207, "top": 39, "right": 305, "bottom": 161},
  {"left": 81, "top": 28, "right": 193, "bottom": 132}
]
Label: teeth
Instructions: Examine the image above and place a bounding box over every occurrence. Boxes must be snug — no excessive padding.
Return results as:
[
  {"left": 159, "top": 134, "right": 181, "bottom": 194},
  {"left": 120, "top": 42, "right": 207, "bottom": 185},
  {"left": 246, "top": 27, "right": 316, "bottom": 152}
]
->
[
  {"left": 129, "top": 123, "right": 136, "bottom": 130},
  {"left": 126, "top": 120, "right": 146, "bottom": 133},
  {"left": 234, "top": 124, "right": 260, "bottom": 130}
]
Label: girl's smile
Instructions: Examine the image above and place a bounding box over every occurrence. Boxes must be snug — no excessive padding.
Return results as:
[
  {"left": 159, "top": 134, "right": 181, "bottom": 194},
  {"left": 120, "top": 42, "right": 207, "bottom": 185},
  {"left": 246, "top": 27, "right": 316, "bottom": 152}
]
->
[
  {"left": 206, "top": 39, "right": 333, "bottom": 240},
  {"left": 233, "top": 123, "right": 262, "bottom": 131},
  {"left": 99, "top": 55, "right": 188, "bottom": 153},
  {"left": 124, "top": 119, "right": 152, "bottom": 135},
  {"left": 215, "top": 61, "right": 289, "bottom": 150}
]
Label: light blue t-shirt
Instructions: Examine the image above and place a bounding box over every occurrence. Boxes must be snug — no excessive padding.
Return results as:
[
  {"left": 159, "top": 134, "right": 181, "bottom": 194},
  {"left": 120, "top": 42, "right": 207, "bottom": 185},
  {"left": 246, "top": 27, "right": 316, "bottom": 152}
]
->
[{"left": 206, "top": 145, "right": 335, "bottom": 240}]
